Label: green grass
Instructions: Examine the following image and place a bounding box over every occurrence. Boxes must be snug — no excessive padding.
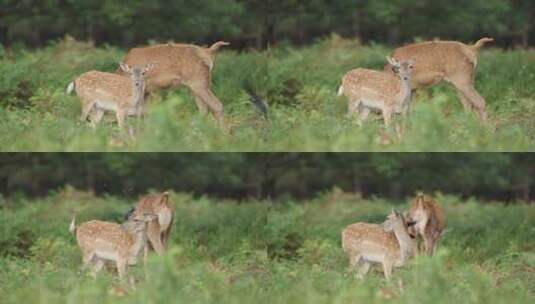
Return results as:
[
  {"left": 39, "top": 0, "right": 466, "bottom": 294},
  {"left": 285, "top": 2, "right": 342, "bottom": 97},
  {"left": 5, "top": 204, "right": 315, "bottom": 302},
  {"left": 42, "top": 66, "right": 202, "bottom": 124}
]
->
[
  {"left": 1, "top": 37, "right": 534, "bottom": 151},
  {"left": 1, "top": 189, "right": 533, "bottom": 303}
]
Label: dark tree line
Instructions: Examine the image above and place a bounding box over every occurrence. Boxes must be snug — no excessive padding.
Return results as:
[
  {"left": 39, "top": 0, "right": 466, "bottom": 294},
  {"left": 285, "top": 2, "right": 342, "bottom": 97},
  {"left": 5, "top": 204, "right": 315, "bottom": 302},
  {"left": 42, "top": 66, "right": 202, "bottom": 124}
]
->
[
  {"left": 0, "top": 153, "right": 533, "bottom": 203},
  {"left": 0, "top": 0, "right": 533, "bottom": 49}
]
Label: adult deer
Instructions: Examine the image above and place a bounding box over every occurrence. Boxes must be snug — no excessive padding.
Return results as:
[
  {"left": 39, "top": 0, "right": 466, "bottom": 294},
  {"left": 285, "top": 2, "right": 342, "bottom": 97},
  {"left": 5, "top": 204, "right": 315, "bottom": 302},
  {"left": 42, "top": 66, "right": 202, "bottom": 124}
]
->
[
  {"left": 118, "top": 41, "right": 230, "bottom": 129},
  {"left": 385, "top": 38, "right": 494, "bottom": 121},
  {"left": 125, "top": 191, "right": 174, "bottom": 255},
  {"left": 342, "top": 210, "right": 417, "bottom": 280},
  {"left": 407, "top": 194, "right": 446, "bottom": 256}
]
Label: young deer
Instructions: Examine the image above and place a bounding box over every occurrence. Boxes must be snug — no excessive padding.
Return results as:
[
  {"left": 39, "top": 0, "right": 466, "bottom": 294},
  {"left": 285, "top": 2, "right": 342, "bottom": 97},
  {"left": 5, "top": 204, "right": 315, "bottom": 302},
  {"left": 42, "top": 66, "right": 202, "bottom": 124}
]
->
[
  {"left": 342, "top": 210, "right": 417, "bottom": 280},
  {"left": 338, "top": 57, "right": 415, "bottom": 126},
  {"left": 67, "top": 63, "right": 154, "bottom": 130},
  {"left": 125, "top": 191, "right": 174, "bottom": 255},
  {"left": 69, "top": 213, "right": 157, "bottom": 281},
  {"left": 385, "top": 38, "right": 494, "bottom": 121},
  {"left": 407, "top": 194, "right": 446, "bottom": 256},
  {"left": 118, "top": 41, "right": 230, "bottom": 129}
]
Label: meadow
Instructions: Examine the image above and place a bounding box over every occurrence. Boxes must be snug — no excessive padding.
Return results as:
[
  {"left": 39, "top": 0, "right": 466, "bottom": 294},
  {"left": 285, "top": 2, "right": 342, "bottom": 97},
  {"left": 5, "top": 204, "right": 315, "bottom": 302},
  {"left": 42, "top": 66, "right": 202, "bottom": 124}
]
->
[
  {"left": 0, "top": 188, "right": 533, "bottom": 303},
  {"left": 1, "top": 37, "right": 534, "bottom": 152}
]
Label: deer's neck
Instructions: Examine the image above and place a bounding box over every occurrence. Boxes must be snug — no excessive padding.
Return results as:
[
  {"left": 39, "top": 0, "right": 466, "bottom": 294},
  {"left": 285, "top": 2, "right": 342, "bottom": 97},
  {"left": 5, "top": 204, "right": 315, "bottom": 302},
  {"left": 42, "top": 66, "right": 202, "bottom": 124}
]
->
[
  {"left": 398, "top": 76, "right": 412, "bottom": 108},
  {"left": 393, "top": 226, "right": 416, "bottom": 263},
  {"left": 131, "top": 80, "right": 146, "bottom": 108}
]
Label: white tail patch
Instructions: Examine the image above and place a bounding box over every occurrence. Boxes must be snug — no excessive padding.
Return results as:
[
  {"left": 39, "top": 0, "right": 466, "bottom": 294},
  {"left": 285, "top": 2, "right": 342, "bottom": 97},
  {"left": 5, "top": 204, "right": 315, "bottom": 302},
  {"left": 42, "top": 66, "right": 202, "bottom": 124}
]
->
[
  {"left": 66, "top": 82, "right": 75, "bottom": 95},
  {"left": 69, "top": 216, "right": 76, "bottom": 234},
  {"left": 337, "top": 85, "right": 344, "bottom": 97}
]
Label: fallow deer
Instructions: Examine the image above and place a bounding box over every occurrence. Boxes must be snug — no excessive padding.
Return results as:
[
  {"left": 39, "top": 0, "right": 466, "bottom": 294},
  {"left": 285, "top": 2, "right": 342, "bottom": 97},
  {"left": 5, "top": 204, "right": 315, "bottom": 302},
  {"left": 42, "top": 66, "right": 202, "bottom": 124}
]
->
[
  {"left": 125, "top": 191, "right": 174, "bottom": 255},
  {"left": 407, "top": 194, "right": 446, "bottom": 256},
  {"left": 338, "top": 57, "right": 415, "bottom": 126},
  {"left": 67, "top": 63, "right": 154, "bottom": 130},
  {"left": 69, "top": 213, "right": 156, "bottom": 281},
  {"left": 385, "top": 38, "right": 494, "bottom": 121},
  {"left": 342, "top": 210, "right": 417, "bottom": 280},
  {"left": 118, "top": 41, "right": 230, "bottom": 129}
]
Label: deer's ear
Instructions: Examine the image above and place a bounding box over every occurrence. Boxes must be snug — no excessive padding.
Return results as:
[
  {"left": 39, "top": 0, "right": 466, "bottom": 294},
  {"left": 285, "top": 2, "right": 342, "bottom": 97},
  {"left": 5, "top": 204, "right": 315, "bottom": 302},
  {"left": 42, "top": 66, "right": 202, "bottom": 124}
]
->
[
  {"left": 119, "top": 62, "right": 132, "bottom": 73},
  {"left": 386, "top": 56, "right": 399, "bottom": 67},
  {"left": 144, "top": 63, "right": 155, "bottom": 73}
]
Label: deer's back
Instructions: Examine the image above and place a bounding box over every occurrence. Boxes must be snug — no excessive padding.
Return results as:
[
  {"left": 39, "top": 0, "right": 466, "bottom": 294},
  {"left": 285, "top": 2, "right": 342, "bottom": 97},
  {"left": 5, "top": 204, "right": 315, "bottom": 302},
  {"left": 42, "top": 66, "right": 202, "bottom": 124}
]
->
[
  {"left": 121, "top": 44, "right": 213, "bottom": 89},
  {"left": 342, "top": 223, "right": 400, "bottom": 255},
  {"left": 342, "top": 69, "right": 402, "bottom": 102},
  {"left": 76, "top": 220, "right": 134, "bottom": 252},
  {"left": 75, "top": 71, "right": 133, "bottom": 101},
  {"left": 390, "top": 41, "right": 478, "bottom": 82}
]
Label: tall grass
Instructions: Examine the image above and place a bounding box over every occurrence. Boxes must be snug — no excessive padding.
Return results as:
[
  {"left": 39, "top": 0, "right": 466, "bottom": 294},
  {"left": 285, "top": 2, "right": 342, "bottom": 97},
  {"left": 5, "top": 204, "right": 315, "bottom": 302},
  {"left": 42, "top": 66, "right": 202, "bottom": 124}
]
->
[
  {"left": 0, "top": 189, "right": 533, "bottom": 303},
  {"left": 1, "top": 37, "right": 534, "bottom": 151}
]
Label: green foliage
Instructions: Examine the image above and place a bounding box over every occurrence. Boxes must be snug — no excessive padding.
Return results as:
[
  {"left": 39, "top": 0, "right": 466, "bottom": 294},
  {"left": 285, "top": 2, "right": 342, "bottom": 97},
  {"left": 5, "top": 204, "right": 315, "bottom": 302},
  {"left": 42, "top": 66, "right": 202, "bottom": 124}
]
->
[{"left": 0, "top": 38, "right": 534, "bottom": 151}]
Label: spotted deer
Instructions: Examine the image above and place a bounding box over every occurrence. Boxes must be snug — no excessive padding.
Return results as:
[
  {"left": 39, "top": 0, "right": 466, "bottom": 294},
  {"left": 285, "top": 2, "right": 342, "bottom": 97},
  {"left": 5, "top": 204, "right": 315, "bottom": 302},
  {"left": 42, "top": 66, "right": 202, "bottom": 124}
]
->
[
  {"left": 125, "top": 191, "right": 174, "bottom": 255},
  {"left": 338, "top": 57, "right": 415, "bottom": 126},
  {"left": 385, "top": 38, "right": 494, "bottom": 121},
  {"left": 342, "top": 210, "right": 417, "bottom": 280},
  {"left": 69, "top": 213, "right": 157, "bottom": 281},
  {"left": 118, "top": 41, "right": 230, "bottom": 129},
  {"left": 407, "top": 194, "right": 446, "bottom": 256},
  {"left": 67, "top": 63, "right": 154, "bottom": 130}
]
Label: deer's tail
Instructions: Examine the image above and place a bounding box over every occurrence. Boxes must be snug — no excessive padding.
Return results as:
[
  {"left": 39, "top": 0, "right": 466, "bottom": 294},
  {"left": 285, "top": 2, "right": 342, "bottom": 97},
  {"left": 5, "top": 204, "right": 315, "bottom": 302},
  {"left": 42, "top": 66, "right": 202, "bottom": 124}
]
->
[
  {"left": 209, "top": 41, "right": 230, "bottom": 53},
  {"left": 69, "top": 216, "right": 76, "bottom": 235},
  {"left": 472, "top": 37, "right": 494, "bottom": 52},
  {"left": 337, "top": 85, "right": 344, "bottom": 97},
  {"left": 66, "top": 81, "right": 75, "bottom": 95}
]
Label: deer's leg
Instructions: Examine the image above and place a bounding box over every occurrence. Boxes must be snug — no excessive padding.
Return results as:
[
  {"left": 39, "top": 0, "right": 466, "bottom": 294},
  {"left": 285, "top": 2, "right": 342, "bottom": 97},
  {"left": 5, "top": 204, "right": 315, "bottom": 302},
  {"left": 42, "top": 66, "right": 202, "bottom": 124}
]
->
[
  {"left": 359, "top": 107, "right": 371, "bottom": 125},
  {"left": 382, "top": 260, "right": 393, "bottom": 281},
  {"left": 80, "top": 101, "right": 95, "bottom": 122},
  {"left": 454, "top": 87, "right": 474, "bottom": 112},
  {"left": 449, "top": 77, "right": 488, "bottom": 121},
  {"left": 81, "top": 251, "right": 95, "bottom": 271},
  {"left": 143, "top": 243, "right": 149, "bottom": 278},
  {"left": 382, "top": 108, "right": 393, "bottom": 127},
  {"left": 423, "top": 235, "right": 434, "bottom": 256},
  {"left": 147, "top": 220, "right": 165, "bottom": 255},
  {"left": 89, "top": 108, "right": 105, "bottom": 127},
  {"left": 347, "top": 100, "right": 361, "bottom": 118},
  {"left": 193, "top": 94, "right": 209, "bottom": 116},
  {"left": 358, "top": 261, "right": 371, "bottom": 279},
  {"left": 91, "top": 259, "right": 105, "bottom": 278},
  {"left": 116, "top": 258, "right": 127, "bottom": 280},
  {"left": 189, "top": 83, "right": 225, "bottom": 129},
  {"left": 162, "top": 224, "right": 172, "bottom": 250},
  {"left": 115, "top": 107, "right": 127, "bottom": 130},
  {"left": 348, "top": 254, "right": 361, "bottom": 273}
]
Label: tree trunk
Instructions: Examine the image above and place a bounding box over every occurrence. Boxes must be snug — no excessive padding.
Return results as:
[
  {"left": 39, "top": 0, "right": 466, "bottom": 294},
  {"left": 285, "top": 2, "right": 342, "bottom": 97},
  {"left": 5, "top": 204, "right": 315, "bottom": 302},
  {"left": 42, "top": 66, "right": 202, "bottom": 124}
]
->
[{"left": 521, "top": 23, "right": 530, "bottom": 48}]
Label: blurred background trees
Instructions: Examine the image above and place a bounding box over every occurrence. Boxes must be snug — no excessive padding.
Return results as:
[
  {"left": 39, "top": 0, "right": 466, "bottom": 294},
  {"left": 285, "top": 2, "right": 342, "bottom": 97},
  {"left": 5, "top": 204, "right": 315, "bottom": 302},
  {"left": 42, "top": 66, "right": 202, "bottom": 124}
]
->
[
  {"left": 0, "top": 153, "right": 533, "bottom": 202},
  {"left": 0, "top": 0, "right": 532, "bottom": 49}
]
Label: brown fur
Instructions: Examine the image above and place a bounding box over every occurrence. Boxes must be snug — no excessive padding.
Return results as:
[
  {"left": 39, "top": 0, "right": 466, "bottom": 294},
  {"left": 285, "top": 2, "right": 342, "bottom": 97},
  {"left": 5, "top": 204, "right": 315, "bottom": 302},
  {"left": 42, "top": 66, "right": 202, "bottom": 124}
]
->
[
  {"left": 71, "top": 63, "right": 152, "bottom": 130},
  {"left": 341, "top": 211, "right": 417, "bottom": 280},
  {"left": 130, "top": 191, "right": 174, "bottom": 255},
  {"left": 385, "top": 38, "right": 493, "bottom": 121},
  {"left": 339, "top": 58, "right": 414, "bottom": 126},
  {"left": 408, "top": 194, "right": 446, "bottom": 256},
  {"left": 118, "top": 41, "right": 230, "bottom": 128},
  {"left": 69, "top": 213, "right": 155, "bottom": 281}
]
